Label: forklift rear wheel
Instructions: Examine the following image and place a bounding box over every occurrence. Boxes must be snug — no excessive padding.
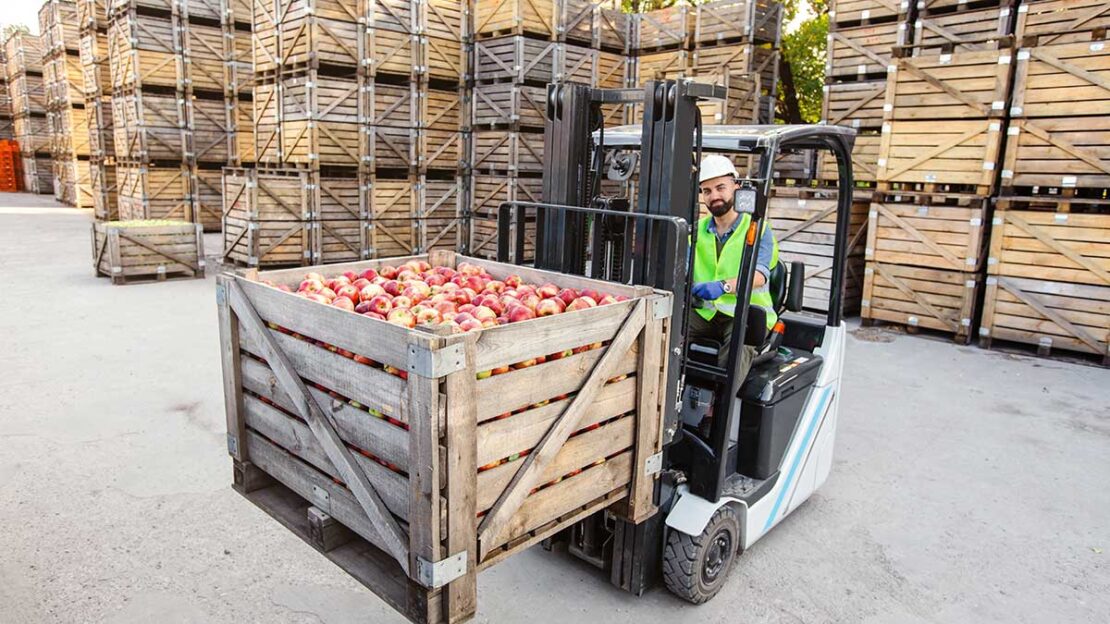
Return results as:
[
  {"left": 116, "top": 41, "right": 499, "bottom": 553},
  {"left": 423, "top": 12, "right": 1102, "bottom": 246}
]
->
[{"left": 662, "top": 505, "right": 742, "bottom": 604}]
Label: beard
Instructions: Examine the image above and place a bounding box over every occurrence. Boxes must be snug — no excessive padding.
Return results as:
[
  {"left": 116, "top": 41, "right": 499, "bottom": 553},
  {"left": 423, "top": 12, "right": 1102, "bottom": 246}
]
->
[{"left": 707, "top": 196, "right": 732, "bottom": 217}]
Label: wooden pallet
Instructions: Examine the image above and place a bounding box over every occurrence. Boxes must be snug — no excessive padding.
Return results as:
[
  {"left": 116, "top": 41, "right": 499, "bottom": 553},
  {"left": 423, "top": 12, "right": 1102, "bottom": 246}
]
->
[
  {"left": 366, "top": 125, "right": 419, "bottom": 170},
  {"left": 470, "top": 130, "right": 544, "bottom": 174},
  {"left": 474, "top": 36, "right": 558, "bottom": 85},
  {"left": 829, "top": 0, "right": 904, "bottom": 28},
  {"left": 818, "top": 130, "right": 882, "bottom": 185},
  {"left": 867, "top": 194, "right": 987, "bottom": 271},
  {"left": 915, "top": 0, "right": 1017, "bottom": 16},
  {"left": 92, "top": 220, "right": 205, "bottom": 284},
  {"left": 636, "top": 49, "right": 692, "bottom": 85},
  {"left": 365, "top": 81, "right": 417, "bottom": 128},
  {"left": 885, "top": 47, "right": 1012, "bottom": 120},
  {"left": 634, "top": 4, "right": 692, "bottom": 51},
  {"left": 366, "top": 0, "right": 417, "bottom": 35},
  {"left": 43, "top": 53, "right": 84, "bottom": 111},
  {"left": 877, "top": 119, "right": 1002, "bottom": 194},
  {"left": 822, "top": 79, "right": 886, "bottom": 129},
  {"left": 771, "top": 187, "right": 869, "bottom": 314},
  {"left": 40, "top": 0, "right": 81, "bottom": 58},
  {"left": 556, "top": 0, "right": 595, "bottom": 45},
  {"left": 419, "top": 128, "right": 467, "bottom": 172},
  {"left": 826, "top": 21, "right": 904, "bottom": 82},
  {"left": 981, "top": 209, "right": 1110, "bottom": 361},
  {"left": 179, "top": 19, "right": 236, "bottom": 94},
  {"left": 1014, "top": 0, "right": 1110, "bottom": 44},
  {"left": 474, "top": 0, "right": 558, "bottom": 41},
  {"left": 695, "top": 0, "right": 783, "bottom": 47},
  {"left": 862, "top": 262, "right": 979, "bottom": 342},
  {"left": 217, "top": 253, "right": 669, "bottom": 623},
  {"left": 275, "top": 73, "right": 362, "bottom": 166},
  {"left": 472, "top": 83, "right": 547, "bottom": 129},
  {"left": 116, "top": 162, "right": 193, "bottom": 221},
  {"left": 1001, "top": 118, "right": 1110, "bottom": 191},
  {"left": 1011, "top": 39, "right": 1110, "bottom": 118},
  {"left": 912, "top": 5, "right": 1012, "bottom": 53}
]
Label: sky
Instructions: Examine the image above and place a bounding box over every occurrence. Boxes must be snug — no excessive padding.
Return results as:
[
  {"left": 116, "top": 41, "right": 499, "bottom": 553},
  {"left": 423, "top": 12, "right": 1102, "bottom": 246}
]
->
[{"left": 0, "top": 4, "right": 43, "bottom": 34}]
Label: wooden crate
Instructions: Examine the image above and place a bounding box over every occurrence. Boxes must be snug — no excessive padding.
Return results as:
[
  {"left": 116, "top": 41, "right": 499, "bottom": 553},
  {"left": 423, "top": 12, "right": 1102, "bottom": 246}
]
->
[
  {"left": 22, "top": 155, "right": 55, "bottom": 194},
  {"left": 867, "top": 195, "right": 987, "bottom": 271},
  {"left": 366, "top": 0, "right": 416, "bottom": 34},
  {"left": 877, "top": 119, "right": 1003, "bottom": 194},
  {"left": 78, "top": 0, "right": 111, "bottom": 31},
  {"left": 223, "top": 216, "right": 315, "bottom": 267},
  {"left": 79, "top": 30, "right": 112, "bottom": 98},
  {"left": 275, "top": 0, "right": 363, "bottom": 70},
  {"left": 557, "top": 43, "right": 598, "bottom": 84},
  {"left": 366, "top": 176, "right": 417, "bottom": 258},
  {"left": 44, "top": 53, "right": 85, "bottom": 110},
  {"left": 862, "top": 262, "right": 979, "bottom": 341},
  {"left": 280, "top": 73, "right": 361, "bottom": 166},
  {"left": 556, "top": 0, "right": 595, "bottom": 45},
  {"left": 981, "top": 209, "right": 1110, "bottom": 361},
  {"left": 368, "top": 24, "right": 418, "bottom": 79},
  {"left": 366, "top": 125, "right": 419, "bottom": 170},
  {"left": 474, "top": 0, "right": 556, "bottom": 40},
  {"left": 818, "top": 130, "right": 883, "bottom": 185},
  {"left": 771, "top": 149, "right": 816, "bottom": 184},
  {"left": 596, "top": 50, "right": 634, "bottom": 89},
  {"left": 41, "top": 0, "right": 83, "bottom": 57},
  {"left": 695, "top": 0, "right": 783, "bottom": 47},
  {"left": 472, "top": 83, "right": 547, "bottom": 129},
  {"left": 470, "top": 130, "right": 544, "bottom": 174},
  {"left": 474, "top": 37, "right": 558, "bottom": 84},
  {"left": 636, "top": 49, "right": 691, "bottom": 85},
  {"left": 695, "top": 70, "right": 759, "bottom": 125},
  {"left": 216, "top": 253, "right": 669, "bottom": 623},
  {"left": 179, "top": 20, "right": 233, "bottom": 93},
  {"left": 4, "top": 32, "right": 44, "bottom": 77},
  {"left": 423, "top": 35, "right": 466, "bottom": 83},
  {"left": 90, "top": 159, "right": 118, "bottom": 220},
  {"left": 419, "top": 128, "right": 466, "bottom": 172},
  {"left": 885, "top": 48, "right": 1012, "bottom": 120},
  {"left": 52, "top": 107, "right": 91, "bottom": 158},
  {"left": 116, "top": 162, "right": 193, "bottom": 221},
  {"left": 186, "top": 166, "right": 223, "bottom": 232},
  {"left": 692, "top": 43, "right": 778, "bottom": 96},
  {"left": 469, "top": 174, "right": 541, "bottom": 262},
  {"left": 912, "top": 6, "right": 1012, "bottom": 52},
  {"left": 822, "top": 79, "right": 886, "bottom": 129},
  {"left": 223, "top": 167, "right": 315, "bottom": 221},
  {"left": 187, "top": 95, "right": 235, "bottom": 164},
  {"left": 1001, "top": 118, "right": 1110, "bottom": 191},
  {"left": 111, "top": 91, "right": 187, "bottom": 161},
  {"left": 597, "top": 6, "right": 633, "bottom": 52},
  {"left": 10, "top": 74, "right": 47, "bottom": 117},
  {"left": 419, "top": 86, "right": 465, "bottom": 132},
  {"left": 829, "top": 0, "right": 904, "bottom": 27},
  {"left": 417, "top": 177, "right": 465, "bottom": 253},
  {"left": 826, "top": 21, "right": 904, "bottom": 82},
  {"left": 1015, "top": 0, "right": 1110, "bottom": 44},
  {"left": 85, "top": 96, "right": 114, "bottom": 159},
  {"left": 316, "top": 173, "right": 365, "bottom": 263},
  {"left": 92, "top": 220, "right": 205, "bottom": 284},
  {"left": 14, "top": 115, "right": 51, "bottom": 155},
  {"left": 635, "top": 5, "right": 692, "bottom": 51},
  {"left": 771, "top": 187, "right": 869, "bottom": 314},
  {"left": 1011, "top": 40, "right": 1110, "bottom": 118},
  {"left": 365, "top": 81, "right": 417, "bottom": 128},
  {"left": 422, "top": 0, "right": 468, "bottom": 42},
  {"left": 107, "top": 12, "right": 181, "bottom": 91}
]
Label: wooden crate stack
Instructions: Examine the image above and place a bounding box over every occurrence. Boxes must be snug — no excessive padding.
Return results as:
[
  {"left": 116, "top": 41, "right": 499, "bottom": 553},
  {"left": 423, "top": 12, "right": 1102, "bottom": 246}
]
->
[
  {"left": 41, "top": 0, "right": 93, "bottom": 208},
  {"left": 79, "top": 0, "right": 118, "bottom": 220},
  {"left": 0, "top": 46, "right": 14, "bottom": 141},
  {"left": 860, "top": 2, "right": 1016, "bottom": 342},
  {"left": 979, "top": 3, "right": 1110, "bottom": 363},
  {"left": 469, "top": 0, "right": 635, "bottom": 260},
  {"left": 5, "top": 30, "right": 53, "bottom": 194},
  {"left": 108, "top": 0, "right": 251, "bottom": 230}
]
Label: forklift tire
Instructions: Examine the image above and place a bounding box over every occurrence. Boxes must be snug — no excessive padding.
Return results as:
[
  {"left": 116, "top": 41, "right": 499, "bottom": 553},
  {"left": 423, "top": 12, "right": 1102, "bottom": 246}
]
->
[{"left": 662, "top": 505, "right": 741, "bottom": 604}]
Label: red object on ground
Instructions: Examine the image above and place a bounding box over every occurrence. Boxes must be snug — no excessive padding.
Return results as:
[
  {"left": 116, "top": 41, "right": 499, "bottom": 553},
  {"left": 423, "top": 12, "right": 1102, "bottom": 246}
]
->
[{"left": 0, "top": 140, "right": 22, "bottom": 192}]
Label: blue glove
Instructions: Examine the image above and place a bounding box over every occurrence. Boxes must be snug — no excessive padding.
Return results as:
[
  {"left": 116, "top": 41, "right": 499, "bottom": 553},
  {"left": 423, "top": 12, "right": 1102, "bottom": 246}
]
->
[{"left": 692, "top": 281, "right": 726, "bottom": 301}]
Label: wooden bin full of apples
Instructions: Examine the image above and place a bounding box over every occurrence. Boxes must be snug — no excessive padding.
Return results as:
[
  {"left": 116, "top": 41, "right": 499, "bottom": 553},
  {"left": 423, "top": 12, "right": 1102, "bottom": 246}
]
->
[{"left": 216, "top": 249, "right": 672, "bottom": 624}]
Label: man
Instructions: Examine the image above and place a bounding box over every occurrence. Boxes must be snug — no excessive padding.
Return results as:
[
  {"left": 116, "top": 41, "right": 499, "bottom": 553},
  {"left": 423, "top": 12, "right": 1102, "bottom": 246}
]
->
[{"left": 689, "top": 154, "right": 779, "bottom": 373}]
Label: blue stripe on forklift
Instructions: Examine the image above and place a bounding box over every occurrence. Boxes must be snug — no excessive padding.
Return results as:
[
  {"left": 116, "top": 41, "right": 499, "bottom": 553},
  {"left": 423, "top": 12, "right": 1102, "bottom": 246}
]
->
[{"left": 763, "top": 386, "right": 834, "bottom": 532}]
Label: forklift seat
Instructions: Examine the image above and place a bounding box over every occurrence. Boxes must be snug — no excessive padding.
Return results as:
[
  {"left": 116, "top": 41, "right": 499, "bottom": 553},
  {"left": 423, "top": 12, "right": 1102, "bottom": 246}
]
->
[{"left": 768, "top": 262, "right": 787, "bottom": 313}]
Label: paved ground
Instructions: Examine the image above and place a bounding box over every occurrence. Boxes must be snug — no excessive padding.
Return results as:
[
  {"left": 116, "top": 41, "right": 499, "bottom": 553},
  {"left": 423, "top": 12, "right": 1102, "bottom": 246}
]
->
[{"left": 0, "top": 192, "right": 1107, "bottom": 623}]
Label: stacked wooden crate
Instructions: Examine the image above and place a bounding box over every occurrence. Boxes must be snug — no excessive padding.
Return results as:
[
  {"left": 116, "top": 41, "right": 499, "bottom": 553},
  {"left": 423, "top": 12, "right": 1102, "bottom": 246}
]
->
[
  {"left": 6, "top": 31, "right": 53, "bottom": 193},
  {"left": 469, "top": 0, "right": 634, "bottom": 260},
  {"left": 0, "top": 47, "right": 14, "bottom": 141},
  {"left": 109, "top": 0, "right": 250, "bottom": 229},
  {"left": 79, "top": 0, "right": 117, "bottom": 220},
  {"left": 861, "top": 2, "right": 1015, "bottom": 342},
  {"left": 41, "top": 0, "right": 93, "bottom": 208},
  {"left": 980, "top": 2, "right": 1110, "bottom": 362}
]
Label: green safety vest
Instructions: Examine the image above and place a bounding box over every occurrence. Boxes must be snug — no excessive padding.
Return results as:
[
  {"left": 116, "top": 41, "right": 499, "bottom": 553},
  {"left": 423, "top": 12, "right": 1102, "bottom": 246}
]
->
[{"left": 693, "top": 215, "right": 779, "bottom": 328}]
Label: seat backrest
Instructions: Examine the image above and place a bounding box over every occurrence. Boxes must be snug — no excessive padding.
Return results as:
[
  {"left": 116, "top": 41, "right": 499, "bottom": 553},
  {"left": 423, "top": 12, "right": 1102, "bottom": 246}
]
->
[{"left": 768, "top": 261, "right": 787, "bottom": 312}]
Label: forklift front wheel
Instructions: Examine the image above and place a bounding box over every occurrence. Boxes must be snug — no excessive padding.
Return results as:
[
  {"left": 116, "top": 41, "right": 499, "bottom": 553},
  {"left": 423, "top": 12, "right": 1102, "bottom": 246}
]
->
[{"left": 662, "top": 504, "right": 742, "bottom": 604}]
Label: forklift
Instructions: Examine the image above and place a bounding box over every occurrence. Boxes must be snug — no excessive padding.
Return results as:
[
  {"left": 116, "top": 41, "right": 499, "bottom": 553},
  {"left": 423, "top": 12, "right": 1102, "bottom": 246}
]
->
[{"left": 492, "top": 79, "right": 856, "bottom": 603}]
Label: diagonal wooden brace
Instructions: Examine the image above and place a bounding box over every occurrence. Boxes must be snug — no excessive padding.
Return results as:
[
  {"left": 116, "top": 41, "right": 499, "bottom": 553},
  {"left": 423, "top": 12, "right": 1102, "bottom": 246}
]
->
[
  {"left": 225, "top": 279, "right": 410, "bottom": 570},
  {"left": 476, "top": 298, "right": 648, "bottom": 560}
]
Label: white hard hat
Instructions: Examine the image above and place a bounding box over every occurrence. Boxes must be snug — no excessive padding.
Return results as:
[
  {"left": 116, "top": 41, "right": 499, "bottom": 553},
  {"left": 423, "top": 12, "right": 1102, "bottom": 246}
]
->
[{"left": 699, "top": 154, "right": 738, "bottom": 184}]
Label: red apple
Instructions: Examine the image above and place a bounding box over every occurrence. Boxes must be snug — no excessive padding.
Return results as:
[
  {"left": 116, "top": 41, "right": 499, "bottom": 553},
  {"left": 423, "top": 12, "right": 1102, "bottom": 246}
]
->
[
  {"left": 473, "top": 306, "right": 498, "bottom": 322},
  {"left": 435, "top": 266, "right": 456, "bottom": 278},
  {"left": 507, "top": 304, "right": 536, "bottom": 323},
  {"left": 355, "top": 300, "right": 374, "bottom": 314},
  {"left": 433, "top": 300, "right": 457, "bottom": 316},
  {"left": 458, "top": 262, "right": 482, "bottom": 276},
  {"left": 458, "top": 317, "right": 483, "bottom": 332},
  {"left": 598, "top": 295, "right": 619, "bottom": 305},
  {"left": 304, "top": 271, "right": 325, "bottom": 284},
  {"left": 342, "top": 270, "right": 357, "bottom": 281},
  {"left": 391, "top": 295, "right": 413, "bottom": 310},
  {"left": 557, "top": 288, "right": 578, "bottom": 306},
  {"left": 305, "top": 293, "right": 330, "bottom": 305},
  {"left": 367, "top": 295, "right": 393, "bottom": 315},
  {"left": 566, "top": 296, "right": 598, "bottom": 312},
  {"left": 425, "top": 273, "right": 446, "bottom": 287},
  {"left": 453, "top": 312, "right": 476, "bottom": 325},
  {"left": 378, "top": 265, "right": 398, "bottom": 279},
  {"left": 382, "top": 280, "right": 403, "bottom": 297},
  {"left": 402, "top": 281, "right": 431, "bottom": 302},
  {"left": 387, "top": 308, "right": 416, "bottom": 328},
  {"left": 335, "top": 284, "right": 360, "bottom": 302},
  {"left": 299, "top": 278, "right": 324, "bottom": 293},
  {"left": 581, "top": 289, "right": 603, "bottom": 303},
  {"left": 277, "top": 284, "right": 293, "bottom": 293},
  {"left": 318, "top": 287, "right": 337, "bottom": 302},
  {"left": 536, "top": 298, "right": 563, "bottom": 317},
  {"left": 359, "top": 268, "right": 378, "bottom": 281},
  {"left": 484, "top": 280, "right": 505, "bottom": 294},
  {"left": 504, "top": 275, "right": 522, "bottom": 288},
  {"left": 331, "top": 296, "right": 356, "bottom": 312},
  {"left": 398, "top": 269, "right": 420, "bottom": 282},
  {"left": 415, "top": 307, "right": 441, "bottom": 325},
  {"left": 519, "top": 294, "right": 541, "bottom": 312},
  {"left": 512, "top": 357, "right": 538, "bottom": 369},
  {"left": 458, "top": 304, "right": 477, "bottom": 316},
  {"left": 326, "top": 277, "right": 350, "bottom": 292},
  {"left": 362, "top": 311, "right": 386, "bottom": 321},
  {"left": 416, "top": 260, "right": 432, "bottom": 272},
  {"left": 359, "top": 283, "right": 386, "bottom": 301},
  {"left": 537, "top": 283, "right": 560, "bottom": 299}
]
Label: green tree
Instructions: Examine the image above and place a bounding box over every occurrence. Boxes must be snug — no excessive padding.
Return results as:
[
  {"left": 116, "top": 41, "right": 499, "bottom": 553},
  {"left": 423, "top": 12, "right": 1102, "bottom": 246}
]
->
[{"left": 781, "top": 5, "right": 828, "bottom": 123}]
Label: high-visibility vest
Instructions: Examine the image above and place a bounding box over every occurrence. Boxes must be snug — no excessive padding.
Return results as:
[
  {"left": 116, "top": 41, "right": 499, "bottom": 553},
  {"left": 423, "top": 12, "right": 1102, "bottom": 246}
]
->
[{"left": 692, "top": 215, "right": 778, "bottom": 328}]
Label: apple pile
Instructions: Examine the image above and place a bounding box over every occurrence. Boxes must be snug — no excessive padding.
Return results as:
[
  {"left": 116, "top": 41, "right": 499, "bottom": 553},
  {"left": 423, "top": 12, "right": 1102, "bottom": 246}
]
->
[{"left": 272, "top": 259, "right": 627, "bottom": 332}]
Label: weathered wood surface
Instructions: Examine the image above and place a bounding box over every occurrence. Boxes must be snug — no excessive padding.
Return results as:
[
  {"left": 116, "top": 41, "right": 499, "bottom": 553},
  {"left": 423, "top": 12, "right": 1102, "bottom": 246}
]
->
[
  {"left": 885, "top": 48, "right": 1012, "bottom": 121},
  {"left": 92, "top": 221, "right": 205, "bottom": 284},
  {"left": 876, "top": 119, "right": 1002, "bottom": 193},
  {"left": 862, "top": 261, "right": 979, "bottom": 341},
  {"left": 695, "top": 0, "right": 783, "bottom": 46},
  {"left": 1014, "top": 0, "right": 1110, "bottom": 44},
  {"left": 866, "top": 196, "right": 987, "bottom": 271}
]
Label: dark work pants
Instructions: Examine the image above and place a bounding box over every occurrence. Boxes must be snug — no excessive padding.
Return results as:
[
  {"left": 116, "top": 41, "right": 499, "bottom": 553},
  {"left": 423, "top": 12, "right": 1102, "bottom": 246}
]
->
[{"left": 688, "top": 311, "right": 756, "bottom": 381}]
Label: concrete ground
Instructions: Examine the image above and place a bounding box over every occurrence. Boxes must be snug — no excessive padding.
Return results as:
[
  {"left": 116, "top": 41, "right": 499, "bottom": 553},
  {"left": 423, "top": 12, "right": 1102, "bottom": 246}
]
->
[{"left": 0, "top": 191, "right": 1107, "bottom": 624}]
